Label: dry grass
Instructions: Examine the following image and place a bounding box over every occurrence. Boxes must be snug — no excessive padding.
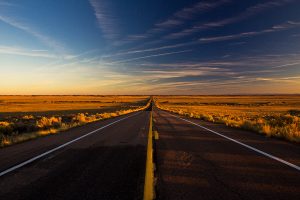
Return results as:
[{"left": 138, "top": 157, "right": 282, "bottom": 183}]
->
[
  {"left": 155, "top": 95, "right": 300, "bottom": 142},
  {"left": 0, "top": 95, "right": 150, "bottom": 147},
  {"left": 0, "top": 95, "right": 148, "bottom": 116}
]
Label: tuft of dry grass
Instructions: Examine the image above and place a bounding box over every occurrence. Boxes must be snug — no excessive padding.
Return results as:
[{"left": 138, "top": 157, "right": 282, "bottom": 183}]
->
[
  {"left": 0, "top": 96, "right": 151, "bottom": 147},
  {"left": 155, "top": 95, "right": 300, "bottom": 143}
]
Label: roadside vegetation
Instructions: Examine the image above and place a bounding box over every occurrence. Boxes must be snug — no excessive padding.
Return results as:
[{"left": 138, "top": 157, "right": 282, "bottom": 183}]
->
[
  {"left": 155, "top": 95, "right": 300, "bottom": 142},
  {"left": 0, "top": 95, "right": 150, "bottom": 147}
]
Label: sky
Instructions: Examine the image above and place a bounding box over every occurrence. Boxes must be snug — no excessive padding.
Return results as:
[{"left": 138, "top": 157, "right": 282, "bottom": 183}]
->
[{"left": 0, "top": 0, "right": 300, "bottom": 95}]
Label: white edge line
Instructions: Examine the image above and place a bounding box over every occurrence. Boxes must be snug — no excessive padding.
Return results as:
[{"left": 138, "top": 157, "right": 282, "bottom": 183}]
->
[
  {"left": 166, "top": 111, "right": 300, "bottom": 172},
  {"left": 0, "top": 112, "right": 141, "bottom": 177}
]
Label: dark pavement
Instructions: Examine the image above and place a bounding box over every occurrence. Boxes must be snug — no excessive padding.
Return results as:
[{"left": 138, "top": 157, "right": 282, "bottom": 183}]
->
[
  {"left": 1, "top": 107, "right": 300, "bottom": 200},
  {"left": 0, "top": 111, "right": 149, "bottom": 200},
  {"left": 153, "top": 108, "right": 300, "bottom": 200}
]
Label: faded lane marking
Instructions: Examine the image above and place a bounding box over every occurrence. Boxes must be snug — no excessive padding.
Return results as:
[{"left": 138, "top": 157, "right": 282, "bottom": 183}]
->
[{"left": 167, "top": 112, "right": 300, "bottom": 172}]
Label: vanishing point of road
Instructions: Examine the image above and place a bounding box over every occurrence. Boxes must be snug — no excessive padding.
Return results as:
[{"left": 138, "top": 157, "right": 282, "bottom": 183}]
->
[{"left": 0, "top": 105, "right": 300, "bottom": 200}]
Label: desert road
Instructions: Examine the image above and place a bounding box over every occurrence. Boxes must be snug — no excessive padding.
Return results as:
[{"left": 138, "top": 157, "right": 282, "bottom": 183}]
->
[
  {"left": 153, "top": 108, "right": 300, "bottom": 200},
  {"left": 0, "top": 111, "right": 150, "bottom": 200},
  {"left": 1, "top": 107, "right": 300, "bottom": 200}
]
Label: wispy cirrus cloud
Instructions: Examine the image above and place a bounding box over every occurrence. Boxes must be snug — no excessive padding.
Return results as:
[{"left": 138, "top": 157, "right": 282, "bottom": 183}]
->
[
  {"left": 133, "top": 69, "right": 300, "bottom": 94},
  {"left": 125, "top": 0, "right": 230, "bottom": 42},
  {"left": 165, "top": 0, "right": 295, "bottom": 40},
  {"left": 155, "top": 0, "right": 230, "bottom": 28},
  {"left": 139, "top": 61, "right": 239, "bottom": 69},
  {"left": 0, "top": 14, "right": 66, "bottom": 53},
  {"left": 151, "top": 76, "right": 300, "bottom": 94},
  {"left": 0, "top": 14, "right": 65, "bottom": 52},
  {"left": 38, "top": 49, "right": 101, "bottom": 71},
  {"left": 116, "top": 20, "right": 300, "bottom": 58},
  {"left": 89, "top": 0, "right": 119, "bottom": 40},
  {"left": 272, "top": 62, "right": 300, "bottom": 69},
  {"left": 199, "top": 21, "right": 300, "bottom": 43},
  {"left": 138, "top": 68, "right": 230, "bottom": 80},
  {"left": 102, "top": 43, "right": 192, "bottom": 58},
  {"left": 117, "top": 1, "right": 296, "bottom": 58},
  {"left": 228, "top": 53, "right": 300, "bottom": 70},
  {"left": 131, "top": 53, "right": 300, "bottom": 80},
  {"left": 0, "top": 45, "right": 56, "bottom": 58},
  {"left": 106, "top": 50, "right": 192, "bottom": 64}
]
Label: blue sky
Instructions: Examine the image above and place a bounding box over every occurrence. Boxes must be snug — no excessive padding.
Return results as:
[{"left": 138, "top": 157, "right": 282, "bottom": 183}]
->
[{"left": 0, "top": 0, "right": 300, "bottom": 94}]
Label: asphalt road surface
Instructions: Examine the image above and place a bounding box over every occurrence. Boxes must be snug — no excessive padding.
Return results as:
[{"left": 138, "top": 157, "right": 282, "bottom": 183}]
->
[
  {"left": 153, "top": 108, "right": 300, "bottom": 200},
  {"left": 1, "top": 107, "right": 300, "bottom": 200},
  {"left": 0, "top": 111, "right": 149, "bottom": 200}
]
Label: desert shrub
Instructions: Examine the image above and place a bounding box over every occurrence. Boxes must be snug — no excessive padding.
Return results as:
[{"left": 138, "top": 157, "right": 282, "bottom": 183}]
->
[
  {"left": 1, "top": 98, "right": 151, "bottom": 147},
  {"left": 0, "top": 134, "right": 11, "bottom": 146},
  {"left": 288, "top": 109, "right": 300, "bottom": 116},
  {"left": 111, "top": 113, "right": 118, "bottom": 117},
  {"left": 0, "top": 121, "right": 14, "bottom": 135},
  {"left": 200, "top": 114, "right": 214, "bottom": 122},
  {"left": 241, "top": 120, "right": 253, "bottom": 130},
  {"left": 50, "top": 117, "right": 62, "bottom": 128},
  {"left": 14, "top": 121, "right": 28, "bottom": 133},
  {"left": 224, "top": 119, "right": 242, "bottom": 128},
  {"left": 178, "top": 109, "right": 184, "bottom": 115},
  {"left": 99, "top": 113, "right": 114, "bottom": 119},
  {"left": 36, "top": 117, "right": 52, "bottom": 128},
  {"left": 261, "top": 124, "right": 271, "bottom": 136},
  {"left": 155, "top": 97, "right": 300, "bottom": 142},
  {"left": 36, "top": 116, "right": 62, "bottom": 129},
  {"left": 72, "top": 113, "right": 88, "bottom": 124},
  {"left": 22, "top": 115, "right": 34, "bottom": 120},
  {"left": 0, "top": 121, "right": 10, "bottom": 127}
]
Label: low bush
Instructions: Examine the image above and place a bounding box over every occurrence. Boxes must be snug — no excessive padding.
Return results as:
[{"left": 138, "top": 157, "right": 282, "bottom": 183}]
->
[
  {"left": 155, "top": 99, "right": 300, "bottom": 142},
  {"left": 1, "top": 99, "right": 151, "bottom": 147},
  {"left": 0, "top": 121, "right": 13, "bottom": 135}
]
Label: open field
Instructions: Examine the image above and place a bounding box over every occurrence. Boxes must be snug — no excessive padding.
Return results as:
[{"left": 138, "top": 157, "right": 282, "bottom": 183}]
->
[
  {"left": 0, "top": 95, "right": 150, "bottom": 146},
  {"left": 155, "top": 95, "right": 300, "bottom": 142},
  {"left": 0, "top": 95, "right": 149, "bottom": 117}
]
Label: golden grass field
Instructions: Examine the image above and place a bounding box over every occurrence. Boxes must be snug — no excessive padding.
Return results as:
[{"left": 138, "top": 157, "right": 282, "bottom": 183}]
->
[
  {"left": 0, "top": 95, "right": 149, "bottom": 116},
  {"left": 0, "top": 95, "right": 150, "bottom": 147},
  {"left": 155, "top": 95, "right": 300, "bottom": 142}
]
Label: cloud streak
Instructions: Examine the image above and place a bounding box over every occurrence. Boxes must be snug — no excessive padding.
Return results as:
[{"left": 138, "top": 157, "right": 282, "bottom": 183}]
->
[
  {"left": 165, "top": 0, "right": 295, "bottom": 40},
  {"left": 124, "top": 0, "right": 230, "bottom": 43},
  {"left": 103, "top": 43, "right": 192, "bottom": 58},
  {"left": 0, "top": 46, "right": 57, "bottom": 58},
  {"left": 156, "top": 0, "right": 230, "bottom": 28},
  {"left": 117, "top": 20, "right": 300, "bottom": 58},
  {"left": 199, "top": 21, "right": 300, "bottom": 43},
  {"left": 89, "top": 0, "right": 119, "bottom": 40},
  {"left": 107, "top": 50, "right": 192, "bottom": 64},
  {"left": 0, "top": 14, "right": 66, "bottom": 52},
  {"left": 127, "top": 52, "right": 300, "bottom": 84},
  {"left": 117, "top": 0, "right": 297, "bottom": 60},
  {"left": 272, "top": 62, "right": 300, "bottom": 69}
]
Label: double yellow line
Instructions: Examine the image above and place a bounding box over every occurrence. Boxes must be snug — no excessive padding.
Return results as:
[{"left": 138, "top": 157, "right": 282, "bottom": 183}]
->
[{"left": 143, "top": 110, "right": 155, "bottom": 200}]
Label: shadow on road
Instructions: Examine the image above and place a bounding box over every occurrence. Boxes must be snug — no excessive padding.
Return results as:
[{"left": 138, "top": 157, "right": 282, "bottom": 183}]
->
[
  {"left": 0, "top": 145, "right": 146, "bottom": 200},
  {"left": 153, "top": 110, "right": 300, "bottom": 200}
]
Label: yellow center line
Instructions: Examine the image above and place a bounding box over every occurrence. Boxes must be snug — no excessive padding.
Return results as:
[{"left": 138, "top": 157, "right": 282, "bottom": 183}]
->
[{"left": 143, "top": 109, "right": 155, "bottom": 200}]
